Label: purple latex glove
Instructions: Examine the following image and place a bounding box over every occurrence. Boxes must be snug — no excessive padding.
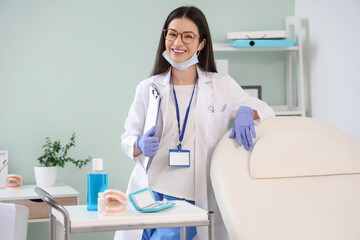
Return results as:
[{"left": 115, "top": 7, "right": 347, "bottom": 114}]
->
[
  {"left": 229, "top": 106, "right": 256, "bottom": 151},
  {"left": 136, "top": 126, "right": 159, "bottom": 157}
]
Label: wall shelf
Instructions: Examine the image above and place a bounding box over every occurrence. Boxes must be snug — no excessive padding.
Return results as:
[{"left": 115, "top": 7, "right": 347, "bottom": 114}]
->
[{"left": 213, "top": 16, "right": 306, "bottom": 117}]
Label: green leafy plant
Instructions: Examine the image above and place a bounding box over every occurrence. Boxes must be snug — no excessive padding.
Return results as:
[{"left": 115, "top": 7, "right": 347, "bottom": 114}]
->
[{"left": 37, "top": 132, "right": 91, "bottom": 168}]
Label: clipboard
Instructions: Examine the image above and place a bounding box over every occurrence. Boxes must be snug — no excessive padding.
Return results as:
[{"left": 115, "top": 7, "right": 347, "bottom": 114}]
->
[{"left": 140, "top": 83, "right": 162, "bottom": 173}]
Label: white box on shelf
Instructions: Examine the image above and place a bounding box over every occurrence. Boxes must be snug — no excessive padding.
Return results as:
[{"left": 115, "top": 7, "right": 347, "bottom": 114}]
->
[{"left": 227, "top": 30, "right": 286, "bottom": 39}]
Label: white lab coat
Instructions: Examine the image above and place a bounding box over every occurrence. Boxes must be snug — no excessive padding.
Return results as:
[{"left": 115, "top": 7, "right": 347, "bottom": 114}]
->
[{"left": 115, "top": 66, "right": 275, "bottom": 240}]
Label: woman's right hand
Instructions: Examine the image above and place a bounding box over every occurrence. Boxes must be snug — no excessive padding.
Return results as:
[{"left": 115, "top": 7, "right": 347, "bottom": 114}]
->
[{"left": 136, "top": 126, "right": 159, "bottom": 157}]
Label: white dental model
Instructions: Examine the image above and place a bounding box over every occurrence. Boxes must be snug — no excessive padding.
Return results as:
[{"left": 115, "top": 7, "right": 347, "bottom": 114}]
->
[{"left": 98, "top": 189, "right": 127, "bottom": 215}]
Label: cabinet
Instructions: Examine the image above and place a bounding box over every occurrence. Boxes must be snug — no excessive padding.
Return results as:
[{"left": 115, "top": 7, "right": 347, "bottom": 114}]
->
[
  {"left": 213, "top": 16, "right": 305, "bottom": 116},
  {"left": 0, "top": 184, "right": 79, "bottom": 222}
]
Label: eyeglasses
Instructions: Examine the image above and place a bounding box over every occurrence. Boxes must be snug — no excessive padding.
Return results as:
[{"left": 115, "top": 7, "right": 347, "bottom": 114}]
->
[{"left": 163, "top": 29, "right": 200, "bottom": 44}]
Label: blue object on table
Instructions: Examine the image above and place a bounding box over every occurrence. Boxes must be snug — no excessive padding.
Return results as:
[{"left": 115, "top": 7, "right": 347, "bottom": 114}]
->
[
  {"left": 87, "top": 159, "right": 108, "bottom": 211},
  {"left": 230, "top": 39, "right": 294, "bottom": 47},
  {"left": 129, "top": 188, "right": 175, "bottom": 213}
]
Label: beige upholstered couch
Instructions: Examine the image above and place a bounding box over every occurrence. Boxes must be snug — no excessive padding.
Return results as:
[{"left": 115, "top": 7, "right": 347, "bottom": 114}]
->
[{"left": 211, "top": 117, "right": 360, "bottom": 240}]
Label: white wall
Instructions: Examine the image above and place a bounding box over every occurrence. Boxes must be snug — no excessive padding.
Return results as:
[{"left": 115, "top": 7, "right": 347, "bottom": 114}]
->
[{"left": 295, "top": 0, "right": 360, "bottom": 140}]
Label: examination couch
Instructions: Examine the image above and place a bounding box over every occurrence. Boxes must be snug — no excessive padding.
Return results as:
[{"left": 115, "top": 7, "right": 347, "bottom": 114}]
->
[{"left": 211, "top": 117, "right": 360, "bottom": 240}]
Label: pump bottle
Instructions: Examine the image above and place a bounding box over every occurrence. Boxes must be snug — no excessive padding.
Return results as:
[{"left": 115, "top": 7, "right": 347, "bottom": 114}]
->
[{"left": 87, "top": 158, "right": 108, "bottom": 211}]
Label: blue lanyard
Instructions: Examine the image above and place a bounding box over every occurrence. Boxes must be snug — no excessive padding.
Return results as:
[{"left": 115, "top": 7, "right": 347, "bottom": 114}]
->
[{"left": 171, "top": 72, "right": 198, "bottom": 151}]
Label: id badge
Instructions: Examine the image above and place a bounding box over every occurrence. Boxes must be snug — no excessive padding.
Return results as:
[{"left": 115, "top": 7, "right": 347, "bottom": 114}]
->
[{"left": 168, "top": 149, "right": 190, "bottom": 167}]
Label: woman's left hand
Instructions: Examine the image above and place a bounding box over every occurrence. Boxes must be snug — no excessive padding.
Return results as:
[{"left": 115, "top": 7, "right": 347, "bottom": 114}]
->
[{"left": 229, "top": 106, "right": 256, "bottom": 151}]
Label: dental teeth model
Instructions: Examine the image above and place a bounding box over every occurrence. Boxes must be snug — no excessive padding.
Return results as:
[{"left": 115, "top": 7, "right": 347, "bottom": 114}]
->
[
  {"left": 98, "top": 189, "right": 127, "bottom": 215},
  {"left": 7, "top": 174, "right": 22, "bottom": 188}
]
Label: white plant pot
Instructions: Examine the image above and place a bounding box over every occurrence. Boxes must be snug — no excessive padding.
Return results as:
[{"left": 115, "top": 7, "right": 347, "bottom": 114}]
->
[{"left": 34, "top": 166, "right": 57, "bottom": 187}]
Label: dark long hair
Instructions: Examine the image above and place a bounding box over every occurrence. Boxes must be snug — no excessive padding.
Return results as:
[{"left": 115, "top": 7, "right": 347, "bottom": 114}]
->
[{"left": 151, "top": 6, "right": 217, "bottom": 76}]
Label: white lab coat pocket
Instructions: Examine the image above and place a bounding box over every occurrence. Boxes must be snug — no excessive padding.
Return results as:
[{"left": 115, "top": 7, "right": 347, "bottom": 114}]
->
[{"left": 207, "top": 103, "right": 228, "bottom": 143}]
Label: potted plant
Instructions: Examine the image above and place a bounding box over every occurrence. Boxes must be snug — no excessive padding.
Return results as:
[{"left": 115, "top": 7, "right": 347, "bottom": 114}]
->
[{"left": 35, "top": 132, "right": 91, "bottom": 187}]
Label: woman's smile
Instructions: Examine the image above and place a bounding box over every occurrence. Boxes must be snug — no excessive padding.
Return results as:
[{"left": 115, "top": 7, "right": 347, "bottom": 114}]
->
[{"left": 172, "top": 48, "right": 187, "bottom": 55}]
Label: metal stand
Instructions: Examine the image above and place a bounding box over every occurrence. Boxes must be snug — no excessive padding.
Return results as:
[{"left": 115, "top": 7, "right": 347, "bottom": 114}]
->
[
  {"left": 208, "top": 211, "right": 215, "bottom": 240},
  {"left": 35, "top": 187, "right": 71, "bottom": 240},
  {"left": 180, "top": 226, "right": 186, "bottom": 240}
]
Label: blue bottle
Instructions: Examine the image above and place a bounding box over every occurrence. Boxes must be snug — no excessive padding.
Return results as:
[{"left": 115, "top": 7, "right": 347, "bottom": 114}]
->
[{"left": 87, "top": 158, "right": 108, "bottom": 211}]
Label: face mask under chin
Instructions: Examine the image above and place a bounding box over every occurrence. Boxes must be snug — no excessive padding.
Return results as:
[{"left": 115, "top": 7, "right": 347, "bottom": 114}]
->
[
  {"left": 162, "top": 42, "right": 203, "bottom": 71},
  {"left": 162, "top": 50, "right": 199, "bottom": 71}
]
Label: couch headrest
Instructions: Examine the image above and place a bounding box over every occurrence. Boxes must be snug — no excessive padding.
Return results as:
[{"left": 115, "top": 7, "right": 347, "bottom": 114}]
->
[{"left": 250, "top": 117, "right": 360, "bottom": 179}]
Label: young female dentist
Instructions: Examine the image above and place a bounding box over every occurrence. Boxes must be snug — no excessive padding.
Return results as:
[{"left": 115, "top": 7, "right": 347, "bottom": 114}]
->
[{"left": 116, "top": 6, "right": 275, "bottom": 240}]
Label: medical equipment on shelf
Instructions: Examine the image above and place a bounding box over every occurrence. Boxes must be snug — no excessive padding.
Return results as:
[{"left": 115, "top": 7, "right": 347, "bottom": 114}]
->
[
  {"left": 227, "top": 30, "right": 286, "bottom": 39},
  {"left": 230, "top": 39, "right": 294, "bottom": 47},
  {"left": 129, "top": 188, "right": 175, "bottom": 213}
]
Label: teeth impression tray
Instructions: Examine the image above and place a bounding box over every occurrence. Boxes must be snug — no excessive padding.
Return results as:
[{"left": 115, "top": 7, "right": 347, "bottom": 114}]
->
[{"left": 129, "top": 188, "right": 175, "bottom": 213}]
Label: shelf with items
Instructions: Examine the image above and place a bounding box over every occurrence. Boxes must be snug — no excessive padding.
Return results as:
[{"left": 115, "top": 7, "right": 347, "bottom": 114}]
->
[
  {"left": 213, "top": 43, "right": 299, "bottom": 52},
  {"left": 213, "top": 16, "right": 306, "bottom": 117}
]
